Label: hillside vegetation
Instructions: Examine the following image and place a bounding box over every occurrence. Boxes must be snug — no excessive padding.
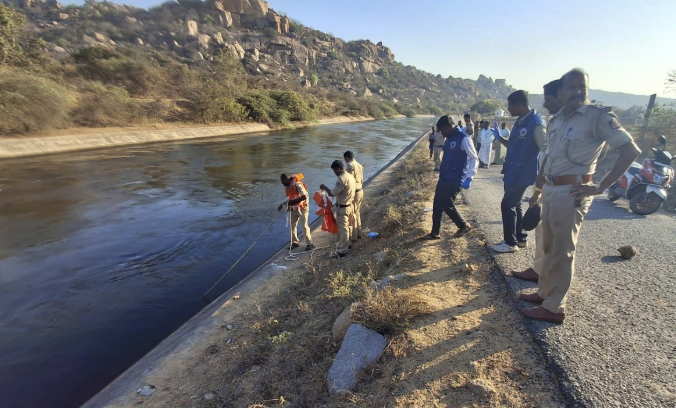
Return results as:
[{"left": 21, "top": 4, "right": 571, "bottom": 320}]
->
[{"left": 0, "top": 0, "right": 515, "bottom": 136}]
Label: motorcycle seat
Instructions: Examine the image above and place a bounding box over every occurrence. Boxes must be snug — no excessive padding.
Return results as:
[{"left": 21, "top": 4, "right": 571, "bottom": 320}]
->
[{"left": 627, "top": 162, "right": 642, "bottom": 175}]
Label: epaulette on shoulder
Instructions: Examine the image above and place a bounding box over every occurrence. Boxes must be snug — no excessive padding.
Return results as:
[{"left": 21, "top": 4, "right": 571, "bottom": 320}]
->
[{"left": 589, "top": 103, "right": 612, "bottom": 114}]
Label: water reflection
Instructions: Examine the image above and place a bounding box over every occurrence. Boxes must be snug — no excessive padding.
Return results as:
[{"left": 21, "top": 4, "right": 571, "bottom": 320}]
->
[{"left": 0, "top": 117, "right": 431, "bottom": 408}]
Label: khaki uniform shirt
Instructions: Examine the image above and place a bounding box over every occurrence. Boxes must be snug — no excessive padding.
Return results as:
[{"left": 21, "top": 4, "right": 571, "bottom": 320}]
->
[
  {"left": 346, "top": 160, "right": 364, "bottom": 190},
  {"left": 331, "top": 171, "right": 356, "bottom": 206},
  {"left": 544, "top": 103, "right": 633, "bottom": 176}
]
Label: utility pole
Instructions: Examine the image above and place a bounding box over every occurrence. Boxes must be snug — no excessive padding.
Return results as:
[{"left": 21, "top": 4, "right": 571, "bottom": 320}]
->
[{"left": 639, "top": 93, "right": 657, "bottom": 143}]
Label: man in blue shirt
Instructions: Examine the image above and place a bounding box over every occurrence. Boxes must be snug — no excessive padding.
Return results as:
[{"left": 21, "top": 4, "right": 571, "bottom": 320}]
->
[
  {"left": 424, "top": 115, "right": 478, "bottom": 240},
  {"left": 491, "top": 91, "right": 546, "bottom": 253}
]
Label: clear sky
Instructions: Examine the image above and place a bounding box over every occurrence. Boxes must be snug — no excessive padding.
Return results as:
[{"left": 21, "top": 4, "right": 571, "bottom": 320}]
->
[{"left": 63, "top": 0, "right": 675, "bottom": 96}]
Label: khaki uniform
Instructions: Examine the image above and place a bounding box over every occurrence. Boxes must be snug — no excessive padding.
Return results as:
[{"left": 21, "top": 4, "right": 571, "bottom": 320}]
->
[
  {"left": 289, "top": 182, "right": 312, "bottom": 247},
  {"left": 330, "top": 171, "right": 356, "bottom": 254},
  {"left": 346, "top": 159, "right": 364, "bottom": 241},
  {"left": 538, "top": 103, "right": 633, "bottom": 314},
  {"left": 432, "top": 132, "right": 445, "bottom": 170}
]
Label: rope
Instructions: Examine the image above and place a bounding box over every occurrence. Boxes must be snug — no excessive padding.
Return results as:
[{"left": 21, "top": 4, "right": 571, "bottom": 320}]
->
[{"left": 202, "top": 207, "right": 285, "bottom": 302}]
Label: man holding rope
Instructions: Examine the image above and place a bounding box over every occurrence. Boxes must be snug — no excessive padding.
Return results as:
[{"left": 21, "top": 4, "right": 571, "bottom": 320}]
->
[{"left": 278, "top": 173, "right": 314, "bottom": 251}]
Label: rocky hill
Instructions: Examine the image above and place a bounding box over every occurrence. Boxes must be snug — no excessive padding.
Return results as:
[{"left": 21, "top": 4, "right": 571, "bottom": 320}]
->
[{"left": 1, "top": 0, "right": 515, "bottom": 134}]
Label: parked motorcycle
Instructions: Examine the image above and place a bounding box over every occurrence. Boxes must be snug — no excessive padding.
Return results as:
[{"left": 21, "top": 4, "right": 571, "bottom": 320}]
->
[{"left": 607, "top": 135, "right": 674, "bottom": 215}]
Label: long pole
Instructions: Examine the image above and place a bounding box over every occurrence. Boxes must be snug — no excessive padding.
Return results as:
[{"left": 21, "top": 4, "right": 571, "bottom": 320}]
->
[{"left": 639, "top": 93, "right": 657, "bottom": 143}]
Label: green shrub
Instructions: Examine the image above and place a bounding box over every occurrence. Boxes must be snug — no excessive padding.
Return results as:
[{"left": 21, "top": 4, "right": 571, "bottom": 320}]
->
[
  {"left": 236, "top": 90, "right": 318, "bottom": 126},
  {"left": 380, "top": 103, "right": 398, "bottom": 118},
  {"left": 263, "top": 27, "right": 279, "bottom": 37},
  {"left": 70, "top": 82, "right": 136, "bottom": 127},
  {"left": 326, "top": 50, "right": 339, "bottom": 59},
  {"left": 71, "top": 47, "right": 165, "bottom": 96},
  {"left": 0, "top": 67, "right": 72, "bottom": 135}
]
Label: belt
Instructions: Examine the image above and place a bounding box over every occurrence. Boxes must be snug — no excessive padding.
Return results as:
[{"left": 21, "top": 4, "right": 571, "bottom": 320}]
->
[
  {"left": 355, "top": 189, "right": 362, "bottom": 192},
  {"left": 434, "top": 145, "right": 443, "bottom": 147},
  {"left": 545, "top": 174, "right": 593, "bottom": 186},
  {"left": 338, "top": 204, "right": 351, "bottom": 208}
]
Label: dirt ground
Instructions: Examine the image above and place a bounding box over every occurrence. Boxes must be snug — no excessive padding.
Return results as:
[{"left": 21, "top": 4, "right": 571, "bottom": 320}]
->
[{"left": 107, "top": 142, "right": 564, "bottom": 408}]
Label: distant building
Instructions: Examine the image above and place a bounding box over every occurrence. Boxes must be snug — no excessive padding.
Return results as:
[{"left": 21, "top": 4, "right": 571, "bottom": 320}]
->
[{"left": 495, "top": 108, "right": 505, "bottom": 117}]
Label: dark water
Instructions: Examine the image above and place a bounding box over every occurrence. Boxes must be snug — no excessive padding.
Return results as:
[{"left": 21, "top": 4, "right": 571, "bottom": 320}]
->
[{"left": 0, "top": 117, "right": 432, "bottom": 408}]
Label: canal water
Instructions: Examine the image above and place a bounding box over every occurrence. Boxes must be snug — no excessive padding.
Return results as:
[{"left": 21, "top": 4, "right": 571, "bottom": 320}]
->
[{"left": 0, "top": 117, "right": 432, "bottom": 408}]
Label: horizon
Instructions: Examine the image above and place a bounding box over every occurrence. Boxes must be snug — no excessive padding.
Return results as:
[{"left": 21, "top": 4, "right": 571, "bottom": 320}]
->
[{"left": 58, "top": 0, "right": 676, "bottom": 98}]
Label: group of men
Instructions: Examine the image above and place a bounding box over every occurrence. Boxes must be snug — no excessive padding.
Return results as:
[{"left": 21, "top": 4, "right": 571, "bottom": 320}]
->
[
  {"left": 278, "top": 151, "right": 364, "bottom": 260},
  {"left": 426, "top": 68, "right": 640, "bottom": 324}
]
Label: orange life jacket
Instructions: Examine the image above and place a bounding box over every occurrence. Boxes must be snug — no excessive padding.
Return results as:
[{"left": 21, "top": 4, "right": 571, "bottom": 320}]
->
[
  {"left": 285, "top": 174, "right": 308, "bottom": 210},
  {"left": 313, "top": 190, "right": 338, "bottom": 234}
]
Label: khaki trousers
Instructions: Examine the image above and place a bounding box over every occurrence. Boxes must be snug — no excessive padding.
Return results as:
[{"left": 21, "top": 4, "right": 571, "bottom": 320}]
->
[
  {"left": 290, "top": 206, "right": 312, "bottom": 246},
  {"left": 433, "top": 147, "right": 443, "bottom": 170},
  {"left": 537, "top": 184, "right": 592, "bottom": 314},
  {"left": 494, "top": 142, "right": 505, "bottom": 165},
  {"left": 350, "top": 190, "right": 363, "bottom": 241},
  {"left": 531, "top": 184, "right": 543, "bottom": 275},
  {"left": 335, "top": 205, "right": 353, "bottom": 254}
]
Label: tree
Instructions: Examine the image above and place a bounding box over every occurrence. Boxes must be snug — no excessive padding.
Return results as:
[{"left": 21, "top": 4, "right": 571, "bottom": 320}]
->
[
  {"left": 667, "top": 70, "right": 676, "bottom": 92},
  {"left": 469, "top": 100, "right": 503, "bottom": 116}
]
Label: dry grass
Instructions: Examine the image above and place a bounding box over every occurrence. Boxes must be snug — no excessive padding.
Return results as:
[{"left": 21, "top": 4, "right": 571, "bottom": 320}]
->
[{"left": 121, "top": 141, "right": 563, "bottom": 408}]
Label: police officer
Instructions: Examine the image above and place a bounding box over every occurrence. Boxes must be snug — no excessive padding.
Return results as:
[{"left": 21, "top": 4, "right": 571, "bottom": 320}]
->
[
  {"left": 424, "top": 115, "right": 478, "bottom": 240},
  {"left": 320, "top": 160, "right": 356, "bottom": 259},
  {"left": 278, "top": 173, "right": 314, "bottom": 251},
  {"left": 344, "top": 150, "right": 364, "bottom": 242},
  {"left": 520, "top": 68, "right": 640, "bottom": 323},
  {"left": 512, "top": 79, "right": 563, "bottom": 282},
  {"left": 491, "top": 90, "right": 546, "bottom": 253}
]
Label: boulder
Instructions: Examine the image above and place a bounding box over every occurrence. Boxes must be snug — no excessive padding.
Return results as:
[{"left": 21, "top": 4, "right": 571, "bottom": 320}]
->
[
  {"left": 332, "top": 303, "right": 359, "bottom": 342},
  {"left": 213, "top": 32, "right": 224, "bottom": 45},
  {"left": 198, "top": 34, "right": 211, "bottom": 49},
  {"left": 327, "top": 324, "right": 387, "bottom": 396},
  {"left": 280, "top": 16, "right": 289, "bottom": 34},
  {"left": 220, "top": 0, "right": 268, "bottom": 17},
  {"left": 216, "top": 10, "right": 233, "bottom": 27},
  {"left": 228, "top": 42, "right": 245, "bottom": 59},
  {"left": 51, "top": 45, "right": 66, "bottom": 53},
  {"left": 135, "top": 37, "right": 144, "bottom": 46},
  {"left": 302, "top": 77, "right": 311, "bottom": 88},
  {"left": 57, "top": 13, "right": 68, "bottom": 20},
  {"left": 187, "top": 20, "right": 198, "bottom": 37},
  {"left": 359, "top": 60, "right": 381, "bottom": 74},
  {"left": 363, "top": 88, "right": 373, "bottom": 98}
]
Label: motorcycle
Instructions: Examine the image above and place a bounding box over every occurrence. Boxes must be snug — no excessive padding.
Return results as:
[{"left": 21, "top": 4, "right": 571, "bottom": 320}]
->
[{"left": 607, "top": 135, "right": 674, "bottom": 215}]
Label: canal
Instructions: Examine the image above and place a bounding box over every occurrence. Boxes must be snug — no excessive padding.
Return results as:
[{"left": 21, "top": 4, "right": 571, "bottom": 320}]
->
[{"left": 0, "top": 117, "right": 432, "bottom": 408}]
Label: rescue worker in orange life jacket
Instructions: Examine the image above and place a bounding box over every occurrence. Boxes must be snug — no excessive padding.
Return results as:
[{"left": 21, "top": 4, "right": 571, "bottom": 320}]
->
[{"left": 278, "top": 173, "right": 314, "bottom": 251}]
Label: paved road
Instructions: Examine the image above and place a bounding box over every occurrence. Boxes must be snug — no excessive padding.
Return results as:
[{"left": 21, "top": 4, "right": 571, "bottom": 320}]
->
[{"left": 464, "top": 167, "right": 676, "bottom": 408}]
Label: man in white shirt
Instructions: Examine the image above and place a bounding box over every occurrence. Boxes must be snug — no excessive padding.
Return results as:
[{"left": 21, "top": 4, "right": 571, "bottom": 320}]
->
[
  {"left": 493, "top": 122, "right": 510, "bottom": 165},
  {"left": 478, "top": 121, "right": 495, "bottom": 168}
]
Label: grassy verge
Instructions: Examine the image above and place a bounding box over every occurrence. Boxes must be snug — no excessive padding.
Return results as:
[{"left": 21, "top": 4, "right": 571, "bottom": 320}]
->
[{"left": 123, "top": 142, "right": 563, "bottom": 408}]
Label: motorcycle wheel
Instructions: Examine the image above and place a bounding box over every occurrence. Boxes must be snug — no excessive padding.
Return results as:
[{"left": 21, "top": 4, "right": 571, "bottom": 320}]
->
[{"left": 629, "top": 192, "right": 663, "bottom": 215}]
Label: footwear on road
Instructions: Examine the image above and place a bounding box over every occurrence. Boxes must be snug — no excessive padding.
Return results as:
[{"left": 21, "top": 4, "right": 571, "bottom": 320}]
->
[
  {"left": 521, "top": 307, "right": 565, "bottom": 324},
  {"left": 512, "top": 267, "right": 539, "bottom": 282},
  {"left": 492, "top": 242, "right": 519, "bottom": 253},
  {"left": 453, "top": 226, "right": 472, "bottom": 238},
  {"left": 516, "top": 240, "right": 528, "bottom": 248},
  {"left": 519, "top": 292, "right": 544, "bottom": 304}
]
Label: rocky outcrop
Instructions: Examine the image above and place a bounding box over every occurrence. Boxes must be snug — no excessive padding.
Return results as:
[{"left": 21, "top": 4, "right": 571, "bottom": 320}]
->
[{"left": 187, "top": 20, "right": 198, "bottom": 37}]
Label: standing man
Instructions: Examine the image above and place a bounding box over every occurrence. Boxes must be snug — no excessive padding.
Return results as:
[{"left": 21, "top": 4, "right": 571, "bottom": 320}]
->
[
  {"left": 478, "top": 121, "right": 495, "bottom": 168},
  {"left": 463, "top": 113, "right": 474, "bottom": 137},
  {"left": 424, "top": 115, "right": 478, "bottom": 240},
  {"left": 512, "top": 79, "right": 563, "bottom": 282},
  {"left": 278, "top": 173, "right": 314, "bottom": 251},
  {"left": 493, "top": 122, "right": 510, "bottom": 165},
  {"left": 320, "top": 160, "right": 356, "bottom": 259},
  {"left": 491, "top": 90, "right": 546, "bottom": 253},
  {"left": 520, "top": 68, "right": 640, "bottom": 323},
  {"left": 432, "top": 124, "right": 445, "bottom": 171},
  {"left": 344, "top": 150, "right": 364, "bottom": 241}
]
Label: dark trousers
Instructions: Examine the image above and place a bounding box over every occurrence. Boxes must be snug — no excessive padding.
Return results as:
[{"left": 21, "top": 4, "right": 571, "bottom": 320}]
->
[
  {"left": 501, "top": 183, "right": 529, "bottom": 246},
  {"left": 431, "top": 179, "right": 466, "bottom": 235}
]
